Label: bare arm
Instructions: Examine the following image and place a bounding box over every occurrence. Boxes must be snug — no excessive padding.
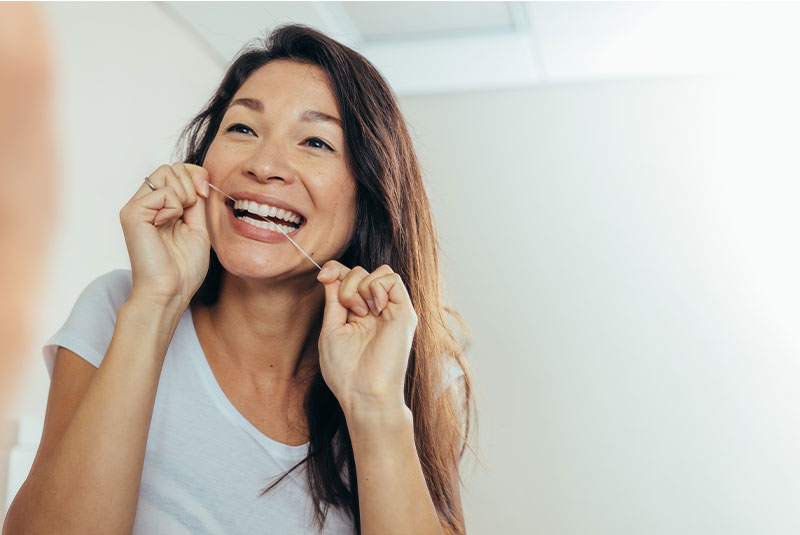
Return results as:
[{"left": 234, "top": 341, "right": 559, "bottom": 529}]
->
[
  {"left": 3, "top": 299, "right": 184, "bottom": 535},
  {"left": 348, "top": 379, "right": 466, "bottom": 535},
  {"left": 349, "top": 406, "right": 444, "bottom": 535}
]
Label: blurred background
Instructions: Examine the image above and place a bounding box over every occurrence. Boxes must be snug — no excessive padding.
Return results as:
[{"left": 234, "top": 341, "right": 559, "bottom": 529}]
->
[{"left": 3, "top": 2, "right": 800, "bottom": 533}]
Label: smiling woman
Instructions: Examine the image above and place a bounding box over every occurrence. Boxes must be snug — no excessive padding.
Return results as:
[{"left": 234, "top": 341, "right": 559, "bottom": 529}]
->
[{"left": 3, "top": 24, "right": 474, "bottom": 535}]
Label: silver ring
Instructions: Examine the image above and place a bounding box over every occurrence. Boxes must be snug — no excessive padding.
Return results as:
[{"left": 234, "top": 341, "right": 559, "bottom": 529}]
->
[{"left": 144, "top": 177, "right": 157, "bottom": 191}]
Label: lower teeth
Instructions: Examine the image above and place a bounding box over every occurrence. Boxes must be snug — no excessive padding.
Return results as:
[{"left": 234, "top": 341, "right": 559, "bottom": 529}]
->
[{"left": 236, "top": 215, "right": 296, "bottom": 233}]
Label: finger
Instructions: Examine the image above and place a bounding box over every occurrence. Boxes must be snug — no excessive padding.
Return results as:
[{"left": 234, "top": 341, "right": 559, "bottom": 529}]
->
[
  {"left": 132, "top": 167, "right": 169, "bottom": 201},
  {"left": 371, "top": 272, "right": 415, "bottom": 322},
  {"left": 181, "top": 182, "right": 207, "bottom": 232},
  {"left": 368, "top": 278, "right": 389, "bottom": 316},
  {"left": 161, "top": 165, "right": 189, "bottom": 206},
  {"left": 338, "top": 265, "right": 371, "bottom": 317},
  {"left": 171, "top": 162, "right": 197, "bottom": 206},
  {"left": 317, "top": 259, "right": 350, "bottom": 283},
  {"left": 171, "top": 163, "right": 208, "bottom": 232},
  {"left": 357, "top": 264, "right": 394, "bottom": 315},
  {"left": 125, "top": 185, "right": 183, "bottom": 226},
  {"left": 184, "top": 163, "right": 210, "bottom": 198},
  {"left": 320, "top": 278, "right": 347, "bottom": 332},
  {"left": 152, "top": 187, "right": 184, "bottom": 226},
  {"left": 132, "top": 178, "right": 157, "bottom": 201},
  {"left": 134, "top": 164, "right": 181, "bottom": 203}
]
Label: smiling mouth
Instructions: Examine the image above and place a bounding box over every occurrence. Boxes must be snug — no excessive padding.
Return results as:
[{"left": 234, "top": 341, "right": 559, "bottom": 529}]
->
[{"left": 227, "top": 199, "right": 306, "bottom": 232}]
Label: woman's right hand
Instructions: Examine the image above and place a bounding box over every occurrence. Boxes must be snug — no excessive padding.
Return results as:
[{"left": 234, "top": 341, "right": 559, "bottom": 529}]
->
[{"left": 119, "top": 163, "right": 211, "bottom": 309}]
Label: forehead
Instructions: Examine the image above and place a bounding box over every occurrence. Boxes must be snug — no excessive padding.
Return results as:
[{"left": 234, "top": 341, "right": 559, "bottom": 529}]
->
[{"left": 234, "top": 60, "right": 338, "bottom": 111}]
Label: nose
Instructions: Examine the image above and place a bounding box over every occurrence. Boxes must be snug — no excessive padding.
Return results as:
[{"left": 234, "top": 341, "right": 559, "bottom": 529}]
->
[{"left": 241, "top": 136, "right": 295, "bottom": 184}]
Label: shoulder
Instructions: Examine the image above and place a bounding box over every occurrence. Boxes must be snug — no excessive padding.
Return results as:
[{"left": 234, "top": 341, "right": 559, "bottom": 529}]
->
[
  {"left": 42, "top": 269, "right": 133, "bottom": 375},
  {"left": 81, "top": 268, "right": 133, "bottom": 311},
  {"left": 70, "top": 268, "right": 133, "bottom": 325}
]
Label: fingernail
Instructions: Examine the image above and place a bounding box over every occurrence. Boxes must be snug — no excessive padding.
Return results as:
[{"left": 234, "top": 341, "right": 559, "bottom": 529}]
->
[
  {"left": 353, "top": 305, "right": 368, "bottom": 316},
  {"left": 203, "top": 181, "right": 209, "bottom": 197},
  {"left": 366, "top": 299, "right": 377, "bottom": 315},
  {"left": 317, "top": 267, "right": 331, "bottom": 280}
]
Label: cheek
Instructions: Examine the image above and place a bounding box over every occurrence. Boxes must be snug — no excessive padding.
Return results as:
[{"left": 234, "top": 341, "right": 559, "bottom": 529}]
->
[
  {"left": 313, "top": 176, "right": 357, "bottom": 249},
  {"left": 332, "top": 185, "right": 358, "bottom": 240},
  {"left": 202, "top": 154, "right": 220, "bottom": 178},
  {"left": 202, "top": 141, "right": 234, "bottom": 178}
]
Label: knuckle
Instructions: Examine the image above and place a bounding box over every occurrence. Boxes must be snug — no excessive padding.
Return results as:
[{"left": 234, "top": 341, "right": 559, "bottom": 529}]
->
[
  {"left": 338, "top": 288, "right": 354, "bottom": 305},
  {"left": 357, "top": 279, "right": 371, "bottom": 294},
  {"left": 187, "top": 164, "right": 207, "bottom": 180},
  {"left": 176, "top": 162, "right": 191, "bottom": 179},
  {"left": 165, "top": 187, "right": 182, "bottom": 205}
]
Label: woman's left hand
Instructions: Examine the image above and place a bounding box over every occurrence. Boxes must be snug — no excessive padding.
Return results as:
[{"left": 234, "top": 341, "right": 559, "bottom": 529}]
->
[{"left": 316, "top": 260, "right": 417, "bottom": 417}]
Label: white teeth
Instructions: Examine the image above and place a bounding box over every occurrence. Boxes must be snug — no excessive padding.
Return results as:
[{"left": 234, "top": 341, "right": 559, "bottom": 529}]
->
[
  {"left": 233, "top": 199, "right": 303, "bottom": 225},
  {"left": 238, "top": 215, "right": 296, "bottom": 234}
]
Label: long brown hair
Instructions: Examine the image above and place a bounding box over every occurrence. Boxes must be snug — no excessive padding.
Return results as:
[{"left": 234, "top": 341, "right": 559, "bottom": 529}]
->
[{"left": 177, "top": 24, "right": 475, "bottom": 534}]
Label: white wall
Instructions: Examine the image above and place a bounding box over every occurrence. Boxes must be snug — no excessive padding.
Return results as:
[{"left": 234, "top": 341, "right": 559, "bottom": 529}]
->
[
  {"left": 5, "top": 3, "right": 800, "bottom": 534},
  {"left": 400, "top": 78, "right": 800, "bottom": 533}
]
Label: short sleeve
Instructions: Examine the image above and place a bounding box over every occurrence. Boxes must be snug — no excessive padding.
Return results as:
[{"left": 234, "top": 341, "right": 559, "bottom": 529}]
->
[{"left": 42, "top": 269, "right": 133, "bottom": 377}]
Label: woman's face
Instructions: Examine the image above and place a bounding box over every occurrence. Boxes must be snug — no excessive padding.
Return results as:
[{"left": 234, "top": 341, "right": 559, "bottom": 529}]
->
[{"left": 203, "top": 60, "right": 356, "bottom": 281}]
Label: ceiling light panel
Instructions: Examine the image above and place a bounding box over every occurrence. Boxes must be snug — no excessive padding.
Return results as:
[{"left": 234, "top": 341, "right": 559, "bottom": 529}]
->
[{"left": 340, "top": 1, "right": 514, "bottom": 41}]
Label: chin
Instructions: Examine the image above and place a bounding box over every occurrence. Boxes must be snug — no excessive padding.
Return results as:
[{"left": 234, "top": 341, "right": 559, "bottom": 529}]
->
[{"left": 216, "top": 245, "right": 321, "bottom": 284}]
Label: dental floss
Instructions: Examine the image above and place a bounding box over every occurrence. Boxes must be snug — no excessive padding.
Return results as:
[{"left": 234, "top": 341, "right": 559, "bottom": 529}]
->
[{"left": 205, "top": 182, "right": 322, "bottom": 270}]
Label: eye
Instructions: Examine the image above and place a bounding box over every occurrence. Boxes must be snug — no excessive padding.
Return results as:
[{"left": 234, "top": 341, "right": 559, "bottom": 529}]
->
[
  {"left": 304, "top": 137, "right": 334, "bottom": 151},
  {"left": 226, "top": 123, "right": 256, "bottom": 136}
]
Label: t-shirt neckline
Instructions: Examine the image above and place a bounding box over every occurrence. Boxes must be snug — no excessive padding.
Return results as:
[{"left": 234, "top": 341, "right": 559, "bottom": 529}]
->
[{"left": 183, "top": 304, "right": 310, "bottom": 460}]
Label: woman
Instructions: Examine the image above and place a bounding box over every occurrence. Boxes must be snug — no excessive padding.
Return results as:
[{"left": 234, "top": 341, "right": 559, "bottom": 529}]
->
[{"left": 4, "top": 25, "right": 473, "bottom": 535}]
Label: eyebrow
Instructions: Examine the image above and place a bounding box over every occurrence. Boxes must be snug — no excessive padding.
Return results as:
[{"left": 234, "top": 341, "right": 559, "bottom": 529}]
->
[
  {"left": 230, "top": 98, "right": 263, "bottom": 113},
  {"left": 229, "top": 98, "right": 342, "bottom": 127}
]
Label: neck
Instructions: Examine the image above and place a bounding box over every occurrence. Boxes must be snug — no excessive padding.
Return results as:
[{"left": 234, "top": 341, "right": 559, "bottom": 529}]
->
[{"left": 193, "top": 270, "right": 325, "bottom": 384}]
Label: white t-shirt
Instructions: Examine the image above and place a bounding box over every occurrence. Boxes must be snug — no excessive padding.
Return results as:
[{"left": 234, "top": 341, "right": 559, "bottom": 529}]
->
[{"left": 43, "top": 269, "right": 464, "bottom": 534}]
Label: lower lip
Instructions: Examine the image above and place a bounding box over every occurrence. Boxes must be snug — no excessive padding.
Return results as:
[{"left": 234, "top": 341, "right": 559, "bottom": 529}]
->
[{"left": 226, "top": 202, "right": 303, "bottom": 244}]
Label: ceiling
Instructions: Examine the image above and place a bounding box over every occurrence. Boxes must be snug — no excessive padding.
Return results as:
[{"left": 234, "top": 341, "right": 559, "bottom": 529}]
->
[{"left": 163, "top": 1, "right": 800, "bottom": 96}]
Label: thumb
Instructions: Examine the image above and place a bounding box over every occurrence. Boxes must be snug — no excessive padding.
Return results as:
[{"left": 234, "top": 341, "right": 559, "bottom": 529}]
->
[{"left": 320, "top": 279, "right": 347, "bottom": 332}]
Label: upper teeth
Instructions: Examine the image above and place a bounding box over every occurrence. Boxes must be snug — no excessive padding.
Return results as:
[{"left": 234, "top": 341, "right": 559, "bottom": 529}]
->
[{"left": 233, "top": 199, "right": 302, "bottom": 225}]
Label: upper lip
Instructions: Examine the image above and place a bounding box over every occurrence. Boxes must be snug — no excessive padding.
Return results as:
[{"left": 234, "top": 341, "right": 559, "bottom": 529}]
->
[{"left": 228, "top": 191, "right": 306, "bottom": 221}]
